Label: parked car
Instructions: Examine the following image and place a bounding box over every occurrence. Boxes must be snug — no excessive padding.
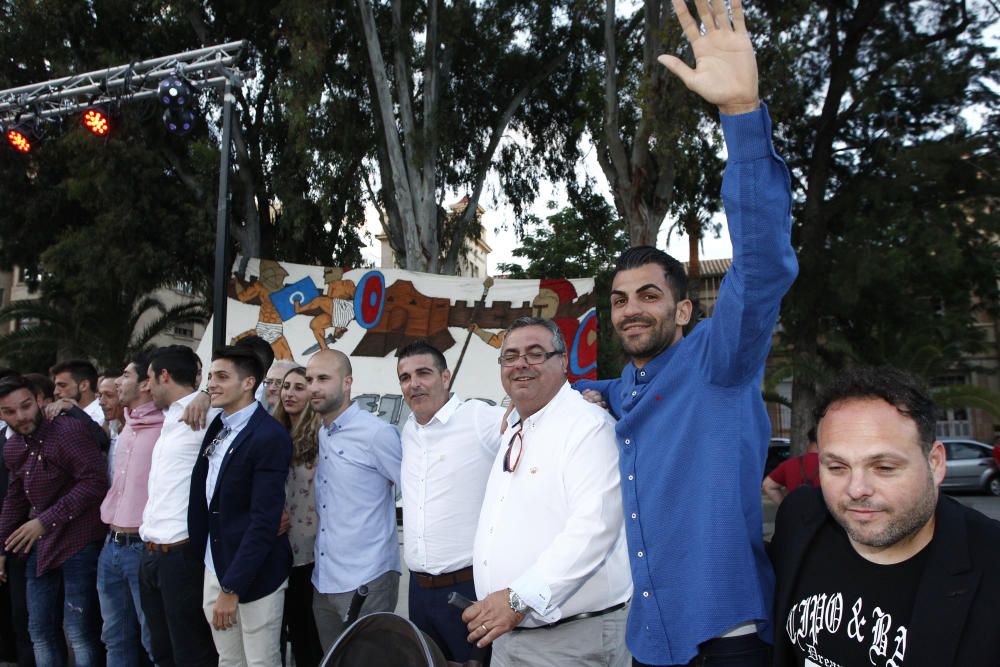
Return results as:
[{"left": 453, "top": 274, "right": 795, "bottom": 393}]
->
[
  {"left": 764, "top": 438, "right": 791, "bottom": 478},
  {"left": 941, "top": 439, "right": 1000, "bottom": 496}
]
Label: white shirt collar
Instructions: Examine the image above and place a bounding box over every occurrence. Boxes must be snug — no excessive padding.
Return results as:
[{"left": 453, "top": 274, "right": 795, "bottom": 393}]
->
[{"left": 410, "top": 394, "right": 462, "bottom": 429}]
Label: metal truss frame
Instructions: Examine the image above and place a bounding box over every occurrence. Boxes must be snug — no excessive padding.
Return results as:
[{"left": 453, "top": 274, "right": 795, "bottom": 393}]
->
[{"left": 1, "top": 41, "right": 250, "bottom": 348}]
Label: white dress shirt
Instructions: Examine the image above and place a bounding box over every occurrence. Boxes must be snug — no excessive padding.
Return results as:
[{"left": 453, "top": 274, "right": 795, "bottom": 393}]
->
[
  {"left": 83, "top": 398, "right": 105, "bottom": 427},
  {"left": 473, "top": 382, "right": 632, "bottom": 626},
  {"left": 401, "top": 395, "right": 504, "bottom": 575},
  {"left": 204, "top": 401, "right": 258, "bottom": 574},
  {"left": 139, "top": 391, "right": 219, "bottom": 544}
]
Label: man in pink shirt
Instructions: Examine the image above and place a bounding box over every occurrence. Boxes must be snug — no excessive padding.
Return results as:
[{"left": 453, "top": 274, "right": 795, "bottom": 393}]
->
[{"left": 98, "top": 351, "right": 164, "bottom": 665}]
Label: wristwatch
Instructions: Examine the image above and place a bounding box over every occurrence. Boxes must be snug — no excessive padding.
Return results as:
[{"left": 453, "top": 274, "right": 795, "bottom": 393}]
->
[
  {"left": 508, "top": 588, "right": 528, "bottom": 615},
  {"left": 221, "top": 585, "right": 237, "bottom": 596}
]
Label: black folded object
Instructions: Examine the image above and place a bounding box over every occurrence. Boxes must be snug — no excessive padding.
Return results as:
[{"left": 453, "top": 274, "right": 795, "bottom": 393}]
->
[{"left": 321, "top": 612, "right": 449, "bottom": 667}]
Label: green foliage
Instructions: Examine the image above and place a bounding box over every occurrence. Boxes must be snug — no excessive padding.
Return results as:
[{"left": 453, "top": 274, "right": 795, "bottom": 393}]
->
[
  {"left": 498, "top": 188, "right": 629, "bottom": 378},
  {"left": 745, "top": 0, "right": 1000, "bottom": 445},
  {"left": 0, "top": 291, "right": 209, "bottom": 372}
]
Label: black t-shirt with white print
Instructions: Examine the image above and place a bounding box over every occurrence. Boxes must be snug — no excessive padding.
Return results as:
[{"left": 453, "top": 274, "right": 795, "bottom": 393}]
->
[{"left": 784, "top": 517, "right": 931, "bottom": 667}]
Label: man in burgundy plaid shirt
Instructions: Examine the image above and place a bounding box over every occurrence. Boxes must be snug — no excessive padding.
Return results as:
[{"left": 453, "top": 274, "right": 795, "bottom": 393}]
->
[{"left": 0, "top": 374, "right": 108, "bottom": 667}]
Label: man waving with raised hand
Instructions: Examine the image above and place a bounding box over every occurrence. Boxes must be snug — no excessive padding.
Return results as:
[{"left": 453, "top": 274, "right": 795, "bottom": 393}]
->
[{"left": 575, "top": 1, "right": 798, "bottom": 665}]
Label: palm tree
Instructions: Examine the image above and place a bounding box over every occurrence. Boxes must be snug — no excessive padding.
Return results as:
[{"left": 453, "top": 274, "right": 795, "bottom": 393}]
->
[{"left": 0, "top": 290, "right": 209, "bottom": 372}]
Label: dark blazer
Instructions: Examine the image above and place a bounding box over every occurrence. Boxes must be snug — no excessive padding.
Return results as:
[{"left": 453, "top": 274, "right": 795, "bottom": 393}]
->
[
  {"left": 188, "top": 403, "right": 293, "bottom": 603},
  {"left": 770, "top": 487, "right": 1000, "bottom": 667}
]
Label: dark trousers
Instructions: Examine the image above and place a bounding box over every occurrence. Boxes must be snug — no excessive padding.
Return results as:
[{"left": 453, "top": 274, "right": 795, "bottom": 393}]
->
[
  {"left": 633, "top": 634, "right": 771, "bottom": 667},
  {"left": 137, "top": 544, "right": 217, "bottom": 667},
  {"left": 5, "top": 554, "right": 41, "bottom": 666},
  {"left": 281, "top": 563, "right": 323, "bottom": 667},
  {"left": 407, "top": 572, "right": 479, "bottom": 662}
]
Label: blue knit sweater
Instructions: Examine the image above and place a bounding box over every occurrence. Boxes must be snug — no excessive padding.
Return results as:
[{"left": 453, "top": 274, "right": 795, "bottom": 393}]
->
[{"left": 574, "top": 105, "right": 798, "bottom": 665}]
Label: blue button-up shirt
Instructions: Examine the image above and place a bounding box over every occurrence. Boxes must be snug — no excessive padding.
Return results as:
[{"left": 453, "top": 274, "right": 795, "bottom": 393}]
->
[
  {"left": 312, "top": 401, "right": 403, "bottom": 594},
  {"left": 575, "top": 106, "right": 798, "bottom": 665}
]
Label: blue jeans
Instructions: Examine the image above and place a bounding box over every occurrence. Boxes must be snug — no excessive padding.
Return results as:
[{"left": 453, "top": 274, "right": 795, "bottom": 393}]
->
[
  {"left": 97, "top": 539, "right": 153, "bottom": 666},
  {"left": 26, "top": 542, "right": 104, "bottom": 667}
]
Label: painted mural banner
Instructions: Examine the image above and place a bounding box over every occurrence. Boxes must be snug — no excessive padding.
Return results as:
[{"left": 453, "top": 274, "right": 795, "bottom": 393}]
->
[{"left": 196, "top": 258, "right": 598, "bottom": 426}]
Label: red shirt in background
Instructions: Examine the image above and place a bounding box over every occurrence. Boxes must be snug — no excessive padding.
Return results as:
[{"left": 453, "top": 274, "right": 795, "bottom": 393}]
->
[{"left": 768, "top": 451, "right": 820, "bottom": 492}]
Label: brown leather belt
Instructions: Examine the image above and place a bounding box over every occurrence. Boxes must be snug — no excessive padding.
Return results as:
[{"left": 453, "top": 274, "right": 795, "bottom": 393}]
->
[
  {"left": 411, "top": 566, "right": 474, "bottom": 589},
  {"left": 145, "top": 539, "right": 190, "bottom": 553}
]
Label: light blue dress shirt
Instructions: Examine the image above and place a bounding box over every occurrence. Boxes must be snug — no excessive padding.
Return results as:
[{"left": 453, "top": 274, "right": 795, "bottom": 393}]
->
[
  {"left": 204, "top": 400, "right": 259, "bottom": 574},
  {"left": 312, "top": 401, "right": 403, "bottom": 594}
]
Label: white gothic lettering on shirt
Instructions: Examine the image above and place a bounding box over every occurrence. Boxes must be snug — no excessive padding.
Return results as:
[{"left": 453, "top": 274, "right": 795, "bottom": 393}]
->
[{"left": 786, "top": 593, "right": 908, "bottom": 667}]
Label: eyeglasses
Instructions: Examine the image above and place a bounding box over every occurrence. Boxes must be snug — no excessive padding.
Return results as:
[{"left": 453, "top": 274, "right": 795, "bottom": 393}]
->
[
  {"left": 503, "top": 423, "right": 524, "bottom": 473},
  {"left": 203, "top": 426, "right": 232, "bottom": 458},
  {"left": 498, "top": 350, "right": 562, "bottom": 367}
]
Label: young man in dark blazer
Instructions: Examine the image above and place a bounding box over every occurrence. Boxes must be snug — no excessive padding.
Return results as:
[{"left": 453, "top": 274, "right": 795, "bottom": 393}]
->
[
  {"left": 188, "top": 346, "right": 292, "bottom": 667},
  {"left": 770, "top": 366, "right": 1000, "bottom": 667}
]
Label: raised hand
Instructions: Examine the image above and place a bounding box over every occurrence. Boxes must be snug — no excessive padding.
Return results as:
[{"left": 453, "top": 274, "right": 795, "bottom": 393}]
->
[{"left": 658, "top": 0, "right": 759, "bottom": 115}]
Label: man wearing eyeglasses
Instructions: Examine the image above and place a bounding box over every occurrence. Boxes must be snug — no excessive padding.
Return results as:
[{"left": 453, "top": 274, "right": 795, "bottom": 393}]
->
[
  {"left": 463, "top": 317, "right": 632, "bottom": 667},
  {"left": 396, "top": 341, "right": 505, "bottom": 662},
  {"left": 262, "top": 360, "right": 298, "bottom": 413},
  {"left": 188, "top": 346, "right": 293, "bottom": 667},
  {"left": 574, "top": 1, "right": 798, "bottom": 665}
]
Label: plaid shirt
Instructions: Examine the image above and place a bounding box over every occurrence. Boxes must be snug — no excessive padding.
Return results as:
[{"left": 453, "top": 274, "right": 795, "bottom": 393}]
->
[{"left": 0, "top": 415, "right": 108, "bottom": 575}]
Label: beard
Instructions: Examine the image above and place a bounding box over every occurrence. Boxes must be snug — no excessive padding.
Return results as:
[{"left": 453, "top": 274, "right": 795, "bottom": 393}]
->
[
  {"left": 11, "top": 409, "right": 43, "bottom": 436},
  {"left": 615, "top": 306, "right": 677, "bottom": 361},
  {"left": 312, "top": 392, "right": 345, "bottom": 417},
  {"left": 832, "top": 471, "right": 938, "bottom": 549}
]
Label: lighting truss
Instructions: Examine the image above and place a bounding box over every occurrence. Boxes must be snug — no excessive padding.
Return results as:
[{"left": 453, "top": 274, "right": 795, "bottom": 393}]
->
[
  {"left": 0, "top": 41, "right": 246, "bottom": 125},
  {"left": 0, "top": 41, "right": 249, "bottom": 350}
]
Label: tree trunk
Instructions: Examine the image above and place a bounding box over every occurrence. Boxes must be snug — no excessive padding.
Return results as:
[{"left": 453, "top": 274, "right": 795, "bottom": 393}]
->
[
  {"left": 685, "top": 215, "right": 703, "bottom": 325},
  {"left": 790, "top": 338, "right": 819, "bottom": 457},
  {"left": 599, "top": 0, "right": 675, "bottom": 247}
]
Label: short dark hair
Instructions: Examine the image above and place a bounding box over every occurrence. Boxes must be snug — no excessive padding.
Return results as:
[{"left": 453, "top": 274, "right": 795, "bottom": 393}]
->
[
  {"left": 49, "top": 360, "right": 98, "bottom": 391},
  {"left": 0, "top": 375, "right": 34, "bottom": 401},
  {"left": 613, "top": 246, "right": 688, "bottom": 302},
  {"left": 23, "top": 373, "right": 54, "bottom": 401},
  {"left": 235, "top": 336, "right": 275, "bottom": 377},
  {"left": 504, "top": 317, "right": 567, "bottom": 354},
  {"left": 212, "top": 345, "right": 264, "bottom": 392},
  {"left": 149, "top": 346, "right": 199, "bottom": 389},
  {"left": 0, "top": 368, "right": 16, "bottom": 381},
  {"left": 814, "top": 366, "right": 937, "bottom": 455},
  {"left": 100, "top": 368, "right": 123, "bottom": 379},
  {"left": 127, "top": 350, "right": 153, "bottom": 385},
  {"left": 806, "top": 427, "right": 817, "bottom": 444},
  {"left": 396, "top": 340, "right": 448, "bottom": 372}
]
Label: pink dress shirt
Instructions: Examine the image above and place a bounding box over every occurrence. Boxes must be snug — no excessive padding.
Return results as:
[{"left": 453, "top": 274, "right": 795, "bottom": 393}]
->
[{"left": 100, "top": 401, "right": 165, "bottom": 528}]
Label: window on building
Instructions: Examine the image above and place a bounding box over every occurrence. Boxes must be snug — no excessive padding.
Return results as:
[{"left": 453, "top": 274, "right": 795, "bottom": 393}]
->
[
  {"left": 173, "top": 325, "right": 194, "bottom": 338},
  {"left": 934, "top": 375, "right": 972, "bottom": 438}
]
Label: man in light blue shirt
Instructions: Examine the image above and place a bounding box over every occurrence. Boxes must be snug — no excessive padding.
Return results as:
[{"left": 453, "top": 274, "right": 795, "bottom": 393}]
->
[{"left": 306, "top": 349, "right": 403, "bottom": 650}]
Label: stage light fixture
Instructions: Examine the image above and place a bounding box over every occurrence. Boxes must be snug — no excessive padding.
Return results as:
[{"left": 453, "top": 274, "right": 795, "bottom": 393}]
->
[
  {"left": 82, "top": 107, "right": 111, "bottom": 136},
  {"left": 158, "top": 76, "right": 192, "bottom": 108},
  {"left": 162, "top": 107, "right": 195, "bottom": 135},
  {"left": 158, "top": 73, "right": 198, "bottom": 136},
  {"left": 6, "top": 127, "right": 32, "bottom": 153},
  {"left": 3, "top": 116, "right": 38, "bottom": 154}
]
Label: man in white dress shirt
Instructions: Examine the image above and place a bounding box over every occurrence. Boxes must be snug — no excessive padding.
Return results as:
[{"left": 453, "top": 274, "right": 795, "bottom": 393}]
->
[
  {"left": 396, "top": 341, "right": 504, "bottom": 661},
  {"left": 463, "top": 316, "right": 632, "bottom": 667},
  {"left": 139, "top": 345, "right": 218, "bottom": 667},
  {"left": 50, "top": 359, "right": 105, "bottom": 426}
]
